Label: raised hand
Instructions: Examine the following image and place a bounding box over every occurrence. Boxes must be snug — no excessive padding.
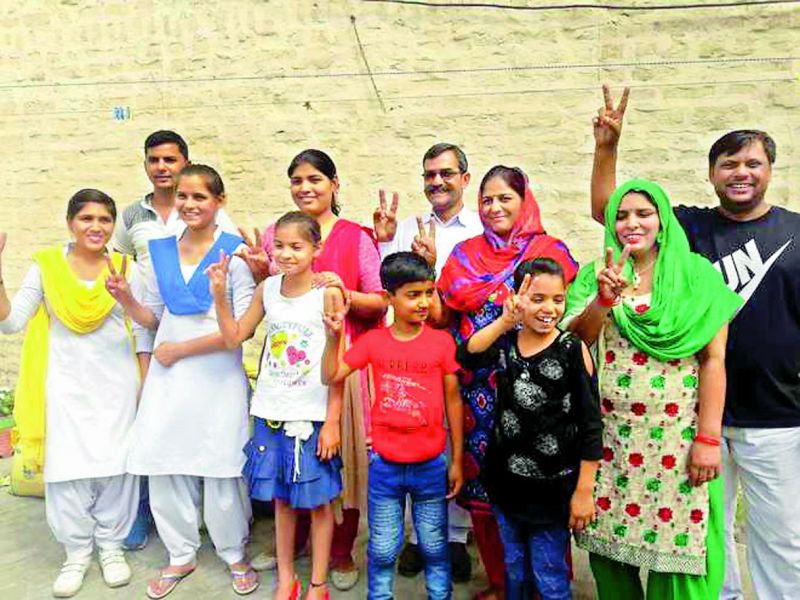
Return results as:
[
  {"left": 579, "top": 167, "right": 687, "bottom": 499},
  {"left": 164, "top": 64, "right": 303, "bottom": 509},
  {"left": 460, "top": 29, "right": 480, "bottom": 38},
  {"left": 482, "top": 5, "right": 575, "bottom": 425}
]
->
[
  {"left": 593, "top": 84, "right": 630, "bottom": 148},
  {"left": 373, "top": 190, "right": 400, "bottom": 243},
  {"left": 323, "top": 287, "right": 350, "bottom": 337},
  {"left": 104, "top": 254, "right": 132, "bottom": 304},
  {"left": 206, "top": 249, "right": 231, "bottom": 299},
  {"left": 234, "top": 227, "right": 271, "bottom": 282},
  {"left": 411, "top": 216, "right": 437, "bottom": 268},
  {"left": 597, "top": 245, "right": 631, "bottom": 304}
]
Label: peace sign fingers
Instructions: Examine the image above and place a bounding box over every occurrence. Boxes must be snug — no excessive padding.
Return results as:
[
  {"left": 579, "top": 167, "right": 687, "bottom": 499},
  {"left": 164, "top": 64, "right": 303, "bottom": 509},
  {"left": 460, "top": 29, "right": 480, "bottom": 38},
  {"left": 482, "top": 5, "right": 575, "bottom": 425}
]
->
[
  {"left": 416, "top": 215, "right": 426, "bottom": 239},
  {"left": 602, "top": 83, "right": 615, "bottom": 113},
  {"left": 616, "top": 244, "right": 632, "bottom": 272},
  {"left": 595, "top": 84, "right": 631, "bottom": 146},
  {"left": 374, "top": 190, "right": 400, "bottom": 243},
  {"left": 105, "top": 254, "right": 118, "bottom": 277}
]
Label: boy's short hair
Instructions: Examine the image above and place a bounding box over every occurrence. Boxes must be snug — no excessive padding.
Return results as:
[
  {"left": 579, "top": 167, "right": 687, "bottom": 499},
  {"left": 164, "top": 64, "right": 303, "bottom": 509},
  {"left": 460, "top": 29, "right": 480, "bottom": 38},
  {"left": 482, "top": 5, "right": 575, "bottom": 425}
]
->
[
  {"left": 144, "top": 130, "right": 189, "bottom": 160},
  {"left": 380, "top": 252, "right": 435, "bottom": 294},
  {"left": 513, "top": 258, "right": 564, "bottom": 291}
]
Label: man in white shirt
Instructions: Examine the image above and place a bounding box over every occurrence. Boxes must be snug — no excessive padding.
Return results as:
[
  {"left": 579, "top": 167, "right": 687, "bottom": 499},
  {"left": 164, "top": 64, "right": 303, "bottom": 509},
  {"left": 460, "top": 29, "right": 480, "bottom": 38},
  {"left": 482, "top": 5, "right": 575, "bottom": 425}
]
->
[
  {"left": 113, "top": 130, "right": 240, "bottom": 552},
  {"left": 375, "top": 143, "right": 482, "bottom": 276},
  {"left": 374, "top": 143, "right": 483, "bottom": 582}
]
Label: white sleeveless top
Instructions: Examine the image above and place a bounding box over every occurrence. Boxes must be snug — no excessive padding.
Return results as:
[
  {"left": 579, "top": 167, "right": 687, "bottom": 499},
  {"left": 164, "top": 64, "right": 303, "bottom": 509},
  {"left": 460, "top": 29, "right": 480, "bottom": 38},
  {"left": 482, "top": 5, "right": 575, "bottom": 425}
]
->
[{"left": 251, "top": 275, "right": 329, "bottom": 422}]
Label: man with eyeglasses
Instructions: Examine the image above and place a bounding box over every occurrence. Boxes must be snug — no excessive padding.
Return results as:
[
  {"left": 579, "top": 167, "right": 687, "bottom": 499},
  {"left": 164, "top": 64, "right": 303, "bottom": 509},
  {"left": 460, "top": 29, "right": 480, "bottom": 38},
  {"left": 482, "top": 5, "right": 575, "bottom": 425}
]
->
[
  {"left": 373, "top": 142, "right": 482, "bottom": 583},
  {"left": 375, "top": 143, "right": 482, "bottom": 275}
]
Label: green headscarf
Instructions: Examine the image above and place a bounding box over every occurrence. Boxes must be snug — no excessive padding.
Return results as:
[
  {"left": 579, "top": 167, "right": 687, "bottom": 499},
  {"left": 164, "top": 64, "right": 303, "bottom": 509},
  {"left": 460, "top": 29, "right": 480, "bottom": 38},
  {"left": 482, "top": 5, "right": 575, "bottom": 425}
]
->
[{"left": 565, "top": 178, "right": 742, "bottom": 361}]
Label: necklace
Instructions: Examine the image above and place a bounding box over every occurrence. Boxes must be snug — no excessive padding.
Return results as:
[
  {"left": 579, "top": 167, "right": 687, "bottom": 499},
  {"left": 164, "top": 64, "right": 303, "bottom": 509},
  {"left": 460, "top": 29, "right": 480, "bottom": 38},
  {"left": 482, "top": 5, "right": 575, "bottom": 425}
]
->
[{"left": 632, "top": 257, "right": 657, "bottom": 290}]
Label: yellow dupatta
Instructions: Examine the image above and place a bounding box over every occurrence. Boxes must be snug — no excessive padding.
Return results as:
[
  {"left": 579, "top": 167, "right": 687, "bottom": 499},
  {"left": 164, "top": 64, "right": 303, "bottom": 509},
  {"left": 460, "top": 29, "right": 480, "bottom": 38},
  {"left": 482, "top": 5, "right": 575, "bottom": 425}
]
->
[{"left": 11, "top": 248, "right": 126, "bottom": 493}]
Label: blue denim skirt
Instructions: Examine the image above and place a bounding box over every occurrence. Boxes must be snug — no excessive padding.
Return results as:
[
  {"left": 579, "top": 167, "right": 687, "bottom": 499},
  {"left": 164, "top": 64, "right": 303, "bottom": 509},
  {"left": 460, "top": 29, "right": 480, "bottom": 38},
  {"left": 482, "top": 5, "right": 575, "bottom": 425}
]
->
[{"left": 243, "top": 418, "right": 342, "bottom": 509}]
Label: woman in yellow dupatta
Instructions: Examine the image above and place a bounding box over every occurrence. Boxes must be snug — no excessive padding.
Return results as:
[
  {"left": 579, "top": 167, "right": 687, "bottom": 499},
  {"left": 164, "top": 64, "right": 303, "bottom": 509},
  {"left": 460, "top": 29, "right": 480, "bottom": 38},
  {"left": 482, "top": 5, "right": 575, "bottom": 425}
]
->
[{"left": 0, "top": 189, "right": 145, "bottom": 598}]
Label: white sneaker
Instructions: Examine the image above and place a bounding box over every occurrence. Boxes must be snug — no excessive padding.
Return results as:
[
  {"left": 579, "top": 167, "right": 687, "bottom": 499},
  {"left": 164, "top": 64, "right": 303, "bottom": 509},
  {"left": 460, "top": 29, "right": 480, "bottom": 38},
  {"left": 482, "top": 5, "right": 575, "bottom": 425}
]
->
[
  {"left": 52, "top": 558, "right": 90, "bottom": 598},
  {"left": 98, "top": 548, "right": 131, "bottom": 588},
  {"left": 250, "top": 551, "right": 277, "bottom": 572}
]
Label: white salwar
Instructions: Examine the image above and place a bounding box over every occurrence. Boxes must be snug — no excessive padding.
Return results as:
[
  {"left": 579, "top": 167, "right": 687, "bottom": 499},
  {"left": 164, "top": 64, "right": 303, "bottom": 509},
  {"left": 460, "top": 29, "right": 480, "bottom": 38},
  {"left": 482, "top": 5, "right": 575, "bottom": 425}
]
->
[
  {"left": 0, "top": 253, "right": 146, "bottom": 558},
  {"left": 126, "top": 247, "right": 255, "bottom": 566}
]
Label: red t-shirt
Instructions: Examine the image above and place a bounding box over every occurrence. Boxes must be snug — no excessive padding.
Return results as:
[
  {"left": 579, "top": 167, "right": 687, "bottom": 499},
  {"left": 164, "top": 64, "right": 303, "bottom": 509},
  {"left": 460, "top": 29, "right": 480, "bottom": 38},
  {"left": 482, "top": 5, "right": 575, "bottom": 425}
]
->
[{"left": 344, "top": 325, "right": 460, "bottom": 463}]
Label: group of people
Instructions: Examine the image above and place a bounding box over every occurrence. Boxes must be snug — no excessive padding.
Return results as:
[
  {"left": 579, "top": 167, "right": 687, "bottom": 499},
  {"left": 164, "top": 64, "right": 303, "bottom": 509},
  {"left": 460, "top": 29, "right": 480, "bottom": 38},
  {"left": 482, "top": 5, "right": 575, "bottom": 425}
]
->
[{"left": 0, "top": 85, "right": 797, "bottom": 600}]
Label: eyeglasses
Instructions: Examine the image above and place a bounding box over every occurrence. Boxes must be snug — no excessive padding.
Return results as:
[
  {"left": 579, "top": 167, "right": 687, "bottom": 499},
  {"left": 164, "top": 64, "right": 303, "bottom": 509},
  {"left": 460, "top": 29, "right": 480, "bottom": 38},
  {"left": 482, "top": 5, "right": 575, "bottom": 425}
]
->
[{"left": 422, "top": 169, "right": 462, "bottom": 181}]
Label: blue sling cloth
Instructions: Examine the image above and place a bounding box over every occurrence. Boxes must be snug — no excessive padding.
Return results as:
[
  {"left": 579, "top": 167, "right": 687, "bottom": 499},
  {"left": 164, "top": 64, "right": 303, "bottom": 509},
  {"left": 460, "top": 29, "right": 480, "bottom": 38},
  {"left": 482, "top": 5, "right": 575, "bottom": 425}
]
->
[{"left": 149, "top": 232, "right": 242, "bottom": 315}]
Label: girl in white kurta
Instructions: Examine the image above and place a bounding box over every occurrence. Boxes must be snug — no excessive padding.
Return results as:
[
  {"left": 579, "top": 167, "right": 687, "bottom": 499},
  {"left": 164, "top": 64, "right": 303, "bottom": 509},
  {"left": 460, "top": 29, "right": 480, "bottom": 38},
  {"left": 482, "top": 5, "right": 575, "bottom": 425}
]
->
[
  {"left": 0, "top": 190, "right": 145, "bottom": 598},
  {"left": 122, "top": 165, "right": 259, "bottom": 599}
]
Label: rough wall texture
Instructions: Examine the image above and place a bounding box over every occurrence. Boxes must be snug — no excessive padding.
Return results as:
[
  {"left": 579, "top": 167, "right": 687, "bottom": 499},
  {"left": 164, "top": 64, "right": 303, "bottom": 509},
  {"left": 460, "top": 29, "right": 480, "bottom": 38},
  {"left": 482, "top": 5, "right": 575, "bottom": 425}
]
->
[{"left": 1, "top": 0, "right": 798, "bottom": 382}]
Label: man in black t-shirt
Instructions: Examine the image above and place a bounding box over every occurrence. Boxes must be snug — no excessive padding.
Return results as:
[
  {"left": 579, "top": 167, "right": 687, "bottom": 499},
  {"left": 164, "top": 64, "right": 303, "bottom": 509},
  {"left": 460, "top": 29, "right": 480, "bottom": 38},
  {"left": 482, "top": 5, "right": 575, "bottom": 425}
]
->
[{"left": 589, "top": 86, "right": 800, "bottom": 600}]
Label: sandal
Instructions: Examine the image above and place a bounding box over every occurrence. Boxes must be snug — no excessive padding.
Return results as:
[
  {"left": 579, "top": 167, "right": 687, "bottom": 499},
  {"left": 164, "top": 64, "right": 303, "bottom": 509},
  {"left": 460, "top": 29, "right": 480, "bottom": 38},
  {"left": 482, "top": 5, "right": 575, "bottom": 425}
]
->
[
  {"left": 146, "top": 563, "right": 196, "bottom": 599},
  {"left": 230, "top": 562, "right": 260, "bottom": 595}
]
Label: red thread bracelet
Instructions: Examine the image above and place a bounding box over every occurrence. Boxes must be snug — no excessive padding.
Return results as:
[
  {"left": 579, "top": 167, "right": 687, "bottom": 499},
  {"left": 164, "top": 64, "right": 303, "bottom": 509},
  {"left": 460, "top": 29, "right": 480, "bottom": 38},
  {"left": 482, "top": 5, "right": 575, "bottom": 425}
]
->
[
  {"left": 596, "top": 294, "right": 619, "bottom": 308},
  {"left": 694, "top": 433, "right": 721, "bottom": 447}
]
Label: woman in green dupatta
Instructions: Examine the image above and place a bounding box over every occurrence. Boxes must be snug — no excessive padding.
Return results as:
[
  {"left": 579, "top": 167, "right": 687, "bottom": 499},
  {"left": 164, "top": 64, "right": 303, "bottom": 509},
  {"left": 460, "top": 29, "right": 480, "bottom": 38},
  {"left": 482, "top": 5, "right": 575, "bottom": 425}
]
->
[{"left": 564, "top": 178, "right": 741, "bottom": 600}]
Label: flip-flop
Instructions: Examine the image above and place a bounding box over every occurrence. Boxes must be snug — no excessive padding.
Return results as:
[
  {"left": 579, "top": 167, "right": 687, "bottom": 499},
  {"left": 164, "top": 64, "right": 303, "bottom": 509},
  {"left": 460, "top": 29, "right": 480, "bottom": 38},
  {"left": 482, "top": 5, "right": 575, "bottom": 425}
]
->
[
  {"left": 230, "top": 563, "right": 259, "bottom": 596},
  {"left": 146, "top": 564, "right": 196, "bottom": 599}
]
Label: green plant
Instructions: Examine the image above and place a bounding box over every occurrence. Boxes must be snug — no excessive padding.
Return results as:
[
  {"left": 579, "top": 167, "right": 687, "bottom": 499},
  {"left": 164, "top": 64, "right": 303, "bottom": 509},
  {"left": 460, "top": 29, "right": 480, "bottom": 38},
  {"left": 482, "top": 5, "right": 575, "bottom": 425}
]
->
[{"left": 0, "top": 387, "right": 13, "bottom": 418}]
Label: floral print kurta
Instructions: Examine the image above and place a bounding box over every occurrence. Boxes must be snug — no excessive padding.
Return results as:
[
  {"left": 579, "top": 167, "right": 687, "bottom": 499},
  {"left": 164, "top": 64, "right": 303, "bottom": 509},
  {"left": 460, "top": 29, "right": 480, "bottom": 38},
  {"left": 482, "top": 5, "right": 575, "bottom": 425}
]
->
[
  {"left": 576, "top": 295, "right": 711, "bottom": 575},
  {"left": 453, "top": 278, "right": 515, "bottom": 512}
]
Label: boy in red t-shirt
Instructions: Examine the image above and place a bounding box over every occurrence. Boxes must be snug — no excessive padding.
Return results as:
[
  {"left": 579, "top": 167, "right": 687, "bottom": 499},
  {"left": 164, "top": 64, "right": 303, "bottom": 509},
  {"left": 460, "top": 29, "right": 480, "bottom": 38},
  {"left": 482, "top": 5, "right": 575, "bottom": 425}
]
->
[{"left": 322, "top": 251, "right": 463, "bottom": 600}]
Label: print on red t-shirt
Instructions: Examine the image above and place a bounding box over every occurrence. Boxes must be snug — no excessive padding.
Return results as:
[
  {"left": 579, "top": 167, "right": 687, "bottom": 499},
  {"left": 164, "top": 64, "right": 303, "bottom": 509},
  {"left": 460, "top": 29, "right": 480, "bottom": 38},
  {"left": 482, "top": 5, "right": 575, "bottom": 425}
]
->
[{"left": 344, "top": 326, "right": 460, "bottom": 463}]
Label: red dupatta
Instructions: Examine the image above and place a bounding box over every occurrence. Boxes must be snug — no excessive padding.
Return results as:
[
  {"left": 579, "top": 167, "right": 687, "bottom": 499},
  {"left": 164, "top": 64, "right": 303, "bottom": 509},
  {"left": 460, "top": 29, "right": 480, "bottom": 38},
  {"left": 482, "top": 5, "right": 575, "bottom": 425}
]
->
[{"left": 438, "top": 183, "right": 578, "bottom": 313}]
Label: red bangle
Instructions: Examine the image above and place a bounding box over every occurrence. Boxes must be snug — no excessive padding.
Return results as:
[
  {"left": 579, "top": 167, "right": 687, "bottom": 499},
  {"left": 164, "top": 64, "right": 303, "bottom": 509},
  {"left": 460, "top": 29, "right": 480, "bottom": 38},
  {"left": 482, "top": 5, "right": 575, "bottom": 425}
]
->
[
  {"left": 694, "top": 433, "right": 721, "bottom": 447},
  {"left": 596, "top": 294, "right": 619, "bottom": 308}
]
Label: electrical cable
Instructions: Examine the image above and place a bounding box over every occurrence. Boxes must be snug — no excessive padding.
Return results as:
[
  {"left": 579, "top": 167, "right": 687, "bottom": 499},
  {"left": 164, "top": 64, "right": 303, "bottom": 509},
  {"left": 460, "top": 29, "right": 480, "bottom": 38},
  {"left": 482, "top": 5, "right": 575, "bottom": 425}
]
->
[
  {"left": 0, "top": 74, "right": 792, "bottom": 119},
  {"left": 0, "top": 56, "right": 794, "bottom": 91},
  {"left": 361, "top": 0, "right": 800, "bottom": 12}
]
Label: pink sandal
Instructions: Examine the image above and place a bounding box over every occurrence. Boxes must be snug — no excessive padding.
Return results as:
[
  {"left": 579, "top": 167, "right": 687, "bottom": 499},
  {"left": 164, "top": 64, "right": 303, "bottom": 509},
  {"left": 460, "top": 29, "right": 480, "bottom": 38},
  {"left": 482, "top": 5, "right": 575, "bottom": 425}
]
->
[
  {"left": 146, "top": 563, "right": 196, "bottom": 599},
  {"left": 230, "top": 562, "right": 259, "bottom": 596}
]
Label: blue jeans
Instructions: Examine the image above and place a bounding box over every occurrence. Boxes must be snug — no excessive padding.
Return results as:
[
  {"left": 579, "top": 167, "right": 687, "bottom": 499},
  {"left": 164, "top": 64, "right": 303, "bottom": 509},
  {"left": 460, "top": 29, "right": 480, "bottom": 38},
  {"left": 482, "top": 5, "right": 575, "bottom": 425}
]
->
[
  {"left": 493, "top": 506, "right": 571, "bottom": 600},
  {"left": 368, "top": 451, "right": 451, "bottom": 600}
]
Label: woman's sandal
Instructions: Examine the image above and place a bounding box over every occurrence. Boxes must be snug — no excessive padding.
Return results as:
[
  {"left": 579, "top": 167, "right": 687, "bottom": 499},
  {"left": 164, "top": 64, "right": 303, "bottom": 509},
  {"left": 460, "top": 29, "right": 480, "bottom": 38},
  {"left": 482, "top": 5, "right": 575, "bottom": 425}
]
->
[
  {"left": 230, "top": 562, "right": 260, "bottom": 596},
  {"left": 146, "top": 563, "right": 196, "bottom": 599}
]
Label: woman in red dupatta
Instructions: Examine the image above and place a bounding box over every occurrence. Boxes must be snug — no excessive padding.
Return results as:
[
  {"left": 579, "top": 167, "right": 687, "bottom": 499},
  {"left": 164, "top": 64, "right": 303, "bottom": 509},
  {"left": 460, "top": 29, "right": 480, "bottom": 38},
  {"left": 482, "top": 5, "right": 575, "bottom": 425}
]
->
[
  {"left": 437, "top": 166, "right": 579, "bottom": 600},
  {"left": 242, "top": 150, "right": 386, "bottom": 591}
]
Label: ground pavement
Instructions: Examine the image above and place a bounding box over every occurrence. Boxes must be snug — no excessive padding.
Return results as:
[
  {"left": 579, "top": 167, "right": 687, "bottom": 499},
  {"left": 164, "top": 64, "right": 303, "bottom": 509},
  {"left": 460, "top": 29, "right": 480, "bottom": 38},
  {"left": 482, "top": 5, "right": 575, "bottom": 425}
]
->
[{"left": 0, "top": 458, "right": 753, "bottom": 599}]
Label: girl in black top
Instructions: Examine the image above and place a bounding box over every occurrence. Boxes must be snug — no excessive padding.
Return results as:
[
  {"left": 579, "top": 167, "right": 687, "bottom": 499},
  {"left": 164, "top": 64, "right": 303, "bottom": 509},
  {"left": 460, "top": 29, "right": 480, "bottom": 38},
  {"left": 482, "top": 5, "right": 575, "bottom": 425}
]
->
[{"left": 458, "top": 258, "right": 602, "bottom": 600}]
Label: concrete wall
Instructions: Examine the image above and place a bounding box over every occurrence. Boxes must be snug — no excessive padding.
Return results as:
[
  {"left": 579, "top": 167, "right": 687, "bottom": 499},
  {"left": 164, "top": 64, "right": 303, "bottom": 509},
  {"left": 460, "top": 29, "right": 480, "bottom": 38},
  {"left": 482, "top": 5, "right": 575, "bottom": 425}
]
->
[{"left": 1, "top": 0, "right": 798, "bottom": 381}]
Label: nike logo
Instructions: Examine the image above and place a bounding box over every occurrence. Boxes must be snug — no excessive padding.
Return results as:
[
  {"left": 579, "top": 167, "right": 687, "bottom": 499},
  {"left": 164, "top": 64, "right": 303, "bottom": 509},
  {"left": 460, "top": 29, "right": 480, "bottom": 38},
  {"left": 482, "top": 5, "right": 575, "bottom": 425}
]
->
[{"left": 713, "top": 238, "right": 792, "bottom": 308}]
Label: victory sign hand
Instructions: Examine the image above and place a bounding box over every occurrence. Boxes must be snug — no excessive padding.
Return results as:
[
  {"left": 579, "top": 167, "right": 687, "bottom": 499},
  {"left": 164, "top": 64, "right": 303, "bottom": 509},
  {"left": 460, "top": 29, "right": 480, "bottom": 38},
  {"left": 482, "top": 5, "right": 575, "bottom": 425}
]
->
[
  {"left": 411, "top": 216, "right": 437, "bottom": 268},
  {"left": 206, "top": 249, "right": 231, "bottom": 299},
  {"left": 104, "top": 254, "right": 132, "bottom": 304},
  {"left": 597, "top": 245, "right": 631, "bottom": 304},
  {"left": 593, "top": 84, "right": 630, "bottom": 148},
  {"left": 373, "top": 189, "right": 400, "bottom": 243}
]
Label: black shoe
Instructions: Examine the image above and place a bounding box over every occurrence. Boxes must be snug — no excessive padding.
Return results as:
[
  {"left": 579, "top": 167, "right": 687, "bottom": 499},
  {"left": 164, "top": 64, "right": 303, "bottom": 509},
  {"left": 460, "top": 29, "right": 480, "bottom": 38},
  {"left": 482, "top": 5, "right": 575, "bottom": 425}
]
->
[
  {"left": 397, "top": 543, "right": 425, "bottom": 577},
  {"left": 450, "top": 542, "right": 472, "bottom": 583}
]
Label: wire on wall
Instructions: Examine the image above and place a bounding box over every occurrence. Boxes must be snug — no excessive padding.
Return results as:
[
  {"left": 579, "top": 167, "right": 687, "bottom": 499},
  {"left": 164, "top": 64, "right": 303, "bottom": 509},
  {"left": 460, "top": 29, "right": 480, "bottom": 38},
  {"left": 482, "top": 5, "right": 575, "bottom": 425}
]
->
[{"left": 361, "top": 0, "right": 800, "bottom": 12}]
